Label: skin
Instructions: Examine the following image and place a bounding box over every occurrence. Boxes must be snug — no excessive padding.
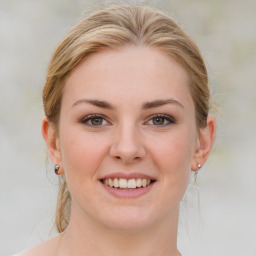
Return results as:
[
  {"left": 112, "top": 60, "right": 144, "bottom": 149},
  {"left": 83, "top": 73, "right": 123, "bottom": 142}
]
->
[{"left": 22, "top": 46, "right": 215, "bottom": 256}]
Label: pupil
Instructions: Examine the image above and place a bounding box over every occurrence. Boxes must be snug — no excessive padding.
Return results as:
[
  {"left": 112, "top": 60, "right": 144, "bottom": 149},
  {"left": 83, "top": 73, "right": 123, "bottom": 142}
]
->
[
  {"left": 153, "top": 117, "right": 164, "bottom": 125},
  {"left": 92, "top": 118, "right": 102, "bottom": 125}
]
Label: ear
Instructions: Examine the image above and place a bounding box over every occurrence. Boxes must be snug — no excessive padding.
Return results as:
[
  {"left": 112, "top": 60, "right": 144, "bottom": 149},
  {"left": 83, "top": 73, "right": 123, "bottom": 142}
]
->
[
  {"left": 42, "top": 116, "right": 64, "bottom": 174},
  {"left": 191, "top": 115, "right": 216, "bottom": 171}
]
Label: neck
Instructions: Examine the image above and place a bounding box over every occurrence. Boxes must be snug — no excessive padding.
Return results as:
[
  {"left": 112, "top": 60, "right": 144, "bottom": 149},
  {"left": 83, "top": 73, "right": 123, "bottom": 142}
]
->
[{"left": 58, "top": 205, "right": 181, "bottom": 256}]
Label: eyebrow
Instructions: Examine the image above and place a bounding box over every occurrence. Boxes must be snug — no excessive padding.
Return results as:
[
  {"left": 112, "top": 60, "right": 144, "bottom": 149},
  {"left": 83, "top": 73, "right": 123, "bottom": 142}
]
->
[
  {"left": 72, "top": 98, "right": 184, "bottom": 109},
  {"left": 142, "top": 99, "right": 184, "bottom": 109},
  {"left": 72, "top": 99, "right": 114, "bottom": 109}
]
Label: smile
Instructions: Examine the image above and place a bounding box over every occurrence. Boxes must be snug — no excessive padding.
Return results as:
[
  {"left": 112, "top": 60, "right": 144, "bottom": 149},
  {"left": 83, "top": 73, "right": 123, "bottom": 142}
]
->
[{"left": 101, "top": 178, "right": 153, "bottom": 189}]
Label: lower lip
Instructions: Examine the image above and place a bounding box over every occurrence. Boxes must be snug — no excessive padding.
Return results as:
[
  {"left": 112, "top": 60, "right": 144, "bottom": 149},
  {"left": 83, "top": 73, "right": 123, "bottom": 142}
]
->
[{"left": 101, "top": 182, "right": 155, "bottom": 198}]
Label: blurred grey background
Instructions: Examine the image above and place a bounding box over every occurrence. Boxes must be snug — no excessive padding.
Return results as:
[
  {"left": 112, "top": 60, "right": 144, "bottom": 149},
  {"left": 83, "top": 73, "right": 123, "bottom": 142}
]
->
[{"left": 0, "top": 0, "right": 255, "bottom": 255}]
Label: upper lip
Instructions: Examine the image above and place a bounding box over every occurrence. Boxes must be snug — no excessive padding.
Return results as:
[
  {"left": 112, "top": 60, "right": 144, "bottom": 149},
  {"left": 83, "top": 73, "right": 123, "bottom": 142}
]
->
[{"left": 100, "top": 172, "right": 156, "bottom": 180}]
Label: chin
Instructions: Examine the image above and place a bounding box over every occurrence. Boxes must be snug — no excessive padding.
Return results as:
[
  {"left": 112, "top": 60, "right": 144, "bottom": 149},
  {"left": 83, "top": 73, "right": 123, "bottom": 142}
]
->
[{"left": 97, "top": 206, "right": 161, "bottom": 232}]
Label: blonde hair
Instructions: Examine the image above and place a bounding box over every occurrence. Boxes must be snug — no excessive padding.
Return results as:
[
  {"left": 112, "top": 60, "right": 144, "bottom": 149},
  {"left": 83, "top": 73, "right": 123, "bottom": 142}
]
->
[{"left": 43, "top": 4, "right": 210, "bottom": 233}]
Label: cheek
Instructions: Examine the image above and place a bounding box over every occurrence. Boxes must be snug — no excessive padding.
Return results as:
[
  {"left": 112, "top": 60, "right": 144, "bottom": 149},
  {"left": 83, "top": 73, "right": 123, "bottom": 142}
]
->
[
  {"left": 59, "top": 129, "right": 108, "bottom": 182},
  {"left": 150, "top": 129, "right": 195, "bottom": 167},
  {"left": 148, "top": 127, "right": 196, "bottom": 188}
]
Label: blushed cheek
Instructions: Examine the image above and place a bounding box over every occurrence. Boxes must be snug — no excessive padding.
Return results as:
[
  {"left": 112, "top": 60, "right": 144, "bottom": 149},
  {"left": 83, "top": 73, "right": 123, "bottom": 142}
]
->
[
  {"left": 149, "top": 131, "right": 195, "bottom": 190},
  {"left": 154, "top": 136, "right": 194, "bottom": 166},
  {"left": 61, "top": 132, "right": 107, "bottom": 181}
]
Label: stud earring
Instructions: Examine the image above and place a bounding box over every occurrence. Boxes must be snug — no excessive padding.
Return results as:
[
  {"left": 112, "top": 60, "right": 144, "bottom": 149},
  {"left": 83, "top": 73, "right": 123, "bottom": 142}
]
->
[
  {"left": 54, "top": 164, "right": 61, "bottom": 175},
  {"left": 194, "top": 163, "right": 202, "bottom": 185}
]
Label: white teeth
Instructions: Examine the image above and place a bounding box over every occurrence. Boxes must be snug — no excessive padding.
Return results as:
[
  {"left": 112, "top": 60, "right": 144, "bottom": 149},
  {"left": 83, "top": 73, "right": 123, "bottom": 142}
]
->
[
  {"left": 113, "top": 178, "right": 119, "bottom": 188},
  {"left": 136, "top": 178, "right": 142, "bottom": 187},
  {"left": 119, "top": 178, "right": 128, "bottom": 188},
  {"left": 109, "top": 178, "right": 113, "bottom": 187},
  {"left": 127, "top": 179, "right": 136, "bottom": 188},
  {"left": 102, "top": 178, "right": 152, "bottom": 189}
]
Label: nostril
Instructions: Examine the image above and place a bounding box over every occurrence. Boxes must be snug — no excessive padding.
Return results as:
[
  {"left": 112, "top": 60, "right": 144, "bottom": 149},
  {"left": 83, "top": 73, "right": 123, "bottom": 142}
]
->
[{"left": 115, "top": 155, "right": 141, "bottom": 162}]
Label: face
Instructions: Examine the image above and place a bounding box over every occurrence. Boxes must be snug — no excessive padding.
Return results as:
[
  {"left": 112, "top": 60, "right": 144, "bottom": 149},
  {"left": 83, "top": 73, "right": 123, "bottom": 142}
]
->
[{"left": 53, "top": 46, "right": 201, "bottom": 231}]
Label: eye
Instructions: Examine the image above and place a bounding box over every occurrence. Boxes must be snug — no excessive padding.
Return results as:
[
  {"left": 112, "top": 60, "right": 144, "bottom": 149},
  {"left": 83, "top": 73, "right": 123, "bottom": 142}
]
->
[
  {"left": 81, "top": 114, "right": 109, "bottom": 127},
  {"left": 146, "top": 114, "right": 175, "bottom": 126}
]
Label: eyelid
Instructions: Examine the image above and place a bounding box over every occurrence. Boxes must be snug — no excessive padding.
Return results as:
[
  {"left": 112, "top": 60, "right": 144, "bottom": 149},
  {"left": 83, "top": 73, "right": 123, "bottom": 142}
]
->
[
  {"left": 81, "top": 114, "right": 111, "bottom": 127},
  {"left": 145, "top": 114, "right": 176, "bottom": 126},
  {"left": 80, "top": 113, "right": 175, "bottom": 127}
]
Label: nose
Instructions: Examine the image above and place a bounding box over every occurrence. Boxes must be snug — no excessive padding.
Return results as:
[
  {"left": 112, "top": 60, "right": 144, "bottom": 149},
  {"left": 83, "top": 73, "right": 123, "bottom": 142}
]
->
[{"left": 110, "top": 123, "right": 146, "bottom": 164}]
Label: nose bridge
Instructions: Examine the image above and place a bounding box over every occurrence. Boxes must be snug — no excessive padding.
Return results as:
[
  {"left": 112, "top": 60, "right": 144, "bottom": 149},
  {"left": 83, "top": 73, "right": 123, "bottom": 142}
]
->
[{"left": 110, "top": 119, "right": 145, "bottom": 163}]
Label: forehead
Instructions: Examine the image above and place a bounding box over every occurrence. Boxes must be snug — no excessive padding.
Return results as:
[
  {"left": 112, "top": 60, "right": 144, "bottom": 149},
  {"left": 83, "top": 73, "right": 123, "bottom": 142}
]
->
[{"left": 63, "top": 46, "right": 193, "bottom": 109}]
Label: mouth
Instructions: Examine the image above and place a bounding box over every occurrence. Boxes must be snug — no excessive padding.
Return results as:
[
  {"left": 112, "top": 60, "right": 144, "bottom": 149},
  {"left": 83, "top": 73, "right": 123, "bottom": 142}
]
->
[{"left": 100, "top": 178, "right": 155, "bottom": 189}]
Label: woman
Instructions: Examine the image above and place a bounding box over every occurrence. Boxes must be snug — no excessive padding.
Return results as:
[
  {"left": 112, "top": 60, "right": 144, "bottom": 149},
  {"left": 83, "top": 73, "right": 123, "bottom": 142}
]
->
[{"left": 17, "top": 4, "right": 216, "bottom": 256}]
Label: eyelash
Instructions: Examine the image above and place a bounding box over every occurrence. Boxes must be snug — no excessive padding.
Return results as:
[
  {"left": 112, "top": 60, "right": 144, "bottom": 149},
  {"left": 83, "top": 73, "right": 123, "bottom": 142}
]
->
[
  {"left": 145, "top": 114, "right": 176, "bottom": 127},
  {"left": 80, "top": 114, "right": 176, "bottom": 127},
  {"left": 81, "top": 114, "right": 110, "bottom": 127}
]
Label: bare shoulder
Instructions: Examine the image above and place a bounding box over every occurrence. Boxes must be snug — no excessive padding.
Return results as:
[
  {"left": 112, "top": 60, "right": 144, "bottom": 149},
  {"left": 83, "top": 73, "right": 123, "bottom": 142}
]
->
[{"left": 16, "top": 235, "right": 61, "bottom": 256}]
